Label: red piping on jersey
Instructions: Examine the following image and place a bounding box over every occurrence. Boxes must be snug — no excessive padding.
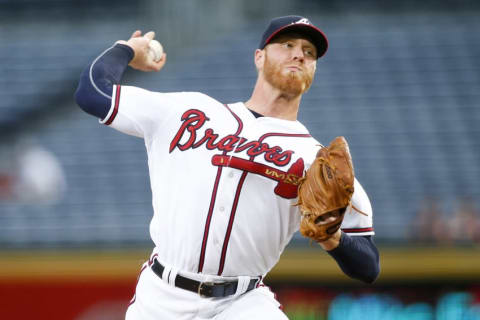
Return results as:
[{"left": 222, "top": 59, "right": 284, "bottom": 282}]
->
[
  {"left": 258, "top": 132, "right": 311, "bottom": 142},
  {"left": 197, "top": 104, "right": 243, "bottom": 273},
  {"left": 197, "top": 165, "right": 224, "bottom": 272},
  {"left": 217, "top": 171, "right": 248, "bottom": 275},
  {"left": 216, "top": 130, "right": 312, "bottom": 275},
  {"left": 104, "top": 85, "right": 121, "bottom": 125},
  {"left": 342, "top": 227, "right": 374, "bottom": 233}
]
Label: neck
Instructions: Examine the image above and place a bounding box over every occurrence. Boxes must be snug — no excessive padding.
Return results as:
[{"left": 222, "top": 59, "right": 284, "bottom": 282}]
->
[{"left": 245, "top": 78, "right": 302, "bottom": 121}]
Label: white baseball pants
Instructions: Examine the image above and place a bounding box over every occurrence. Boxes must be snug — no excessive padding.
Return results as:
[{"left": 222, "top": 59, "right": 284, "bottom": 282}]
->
[{"left": 125, "top": 262, "right": 288, "bottom": 320}]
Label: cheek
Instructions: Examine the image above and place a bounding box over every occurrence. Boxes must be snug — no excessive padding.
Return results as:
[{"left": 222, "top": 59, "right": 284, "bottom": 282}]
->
[
  {"left": 266, "top": 49, "right": 288, "bottom": 64},
  {"left": 306, "top": 63, "right": 316, "bottom": 79},
  {"left": 260, "top": 54, "right": 267, "bottom": 67}
]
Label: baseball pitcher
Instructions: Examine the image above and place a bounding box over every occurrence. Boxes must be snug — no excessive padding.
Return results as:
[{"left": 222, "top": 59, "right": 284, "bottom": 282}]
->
[{"left": 75, "top": 15, "right": 380, "bottom": 320}]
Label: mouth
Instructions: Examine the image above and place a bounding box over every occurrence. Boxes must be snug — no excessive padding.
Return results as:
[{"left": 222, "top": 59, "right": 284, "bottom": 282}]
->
[{"left": 286, "top": 65, "right": 302, "bottom": 71}]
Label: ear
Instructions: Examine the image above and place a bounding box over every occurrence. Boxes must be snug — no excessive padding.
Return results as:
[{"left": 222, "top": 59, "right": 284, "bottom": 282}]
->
[{"left": 254, "top": 49, "right": 265, "bottom": 71}]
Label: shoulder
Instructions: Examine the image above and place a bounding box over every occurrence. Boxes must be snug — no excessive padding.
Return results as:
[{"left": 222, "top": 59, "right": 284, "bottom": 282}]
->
[
  {"left": 165, "top": 91, "right": 220, "bottom": 105},
  {"left": 120, "top": 87, "right": 219, "bottom": 105}
]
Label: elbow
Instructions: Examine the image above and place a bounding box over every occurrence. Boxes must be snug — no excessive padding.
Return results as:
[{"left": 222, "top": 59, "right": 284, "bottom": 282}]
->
[
  {"left": 362, "top": 247, "right": 380, "bottom": 284},
  {"left": 348, "top": 248, "right": 381, "bottom": 284},
  {"left": 73, "top": 66, "right": 111, "bottom": 119},
  {"left": 362, "top": 261, "right": 380, "bottom": 284},
  {"left": 361, "top": 249, "right": 381, "bottom": 284},
  {"left": 74, "top": 67, "right": 91, "bottom": 113},
  {"left": 74, "top": 85, "right": 89, "bottom": 112},
  {"left": 345, "top": 262, "right": 380, "bottom": 284},
  {"left": 73, "top": 80, "right": 109, "bottom": 119},
  {"left": 74, "top": 86, "right": 97, "bottom": 117},
  {"left": 74, "top": 66, "right": 95, "bottom": 114}
]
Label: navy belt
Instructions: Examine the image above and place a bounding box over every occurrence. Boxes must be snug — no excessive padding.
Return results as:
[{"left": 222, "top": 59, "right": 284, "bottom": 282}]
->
[{"left": 151, "top": 259, "right": 260, "bottom": 298}]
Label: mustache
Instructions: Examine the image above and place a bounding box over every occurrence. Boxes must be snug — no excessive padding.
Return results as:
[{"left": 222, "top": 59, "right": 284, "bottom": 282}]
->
[{"left": 264, "top": 59, "right": 314, "bottom": 96}]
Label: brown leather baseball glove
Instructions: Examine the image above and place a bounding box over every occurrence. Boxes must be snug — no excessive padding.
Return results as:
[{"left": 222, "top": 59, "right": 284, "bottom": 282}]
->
[{"left": 296, "top": 136, "right": 356, "bottom": 242}]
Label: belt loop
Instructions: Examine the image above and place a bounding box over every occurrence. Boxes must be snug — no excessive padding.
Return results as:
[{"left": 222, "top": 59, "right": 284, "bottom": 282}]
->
[
  {"left": 255, "top": 276, "right": 262, "bottom": 288},
  {"left": 161, "top": 264, "right": 172, "bottom": 286},
  {"left": 233, "top": 276, "right": 251, "bottom": 297},
  {"left": 168, "top": 267, "right": 179, "bottom": 286}
]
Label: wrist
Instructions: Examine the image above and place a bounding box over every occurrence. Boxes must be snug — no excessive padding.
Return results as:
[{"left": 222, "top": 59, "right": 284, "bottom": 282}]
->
[
  {"left": 113, "top": 43, "right": 135, "bottom": 62},
  {"left": 318, "top": 229, "right": 342, "bottom": 251}
]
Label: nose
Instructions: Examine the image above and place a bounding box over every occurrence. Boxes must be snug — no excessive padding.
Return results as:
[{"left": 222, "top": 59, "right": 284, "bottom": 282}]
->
[{"left": 292, "top": 45, "right": 305, "bottom": 62}]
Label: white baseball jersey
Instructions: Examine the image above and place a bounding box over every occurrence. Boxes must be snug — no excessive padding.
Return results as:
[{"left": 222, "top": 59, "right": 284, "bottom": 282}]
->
[{"left": 102, "top": 85, "right": 374, "bottom": 278}]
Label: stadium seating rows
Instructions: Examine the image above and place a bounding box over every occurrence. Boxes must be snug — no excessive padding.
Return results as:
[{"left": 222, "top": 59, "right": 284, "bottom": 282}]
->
[{"left": 0, "top": 9, "right": 478, "bottom": 246}]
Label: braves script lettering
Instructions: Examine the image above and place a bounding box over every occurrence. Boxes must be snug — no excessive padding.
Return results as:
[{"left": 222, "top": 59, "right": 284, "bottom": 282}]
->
[{"left": 170, "top": 109, "right": 294, "bottom": 166}]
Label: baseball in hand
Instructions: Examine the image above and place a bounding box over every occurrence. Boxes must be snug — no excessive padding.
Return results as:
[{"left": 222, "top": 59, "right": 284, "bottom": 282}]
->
[{"left": 147, "top": 39, "right": 164, "bottom": 62}]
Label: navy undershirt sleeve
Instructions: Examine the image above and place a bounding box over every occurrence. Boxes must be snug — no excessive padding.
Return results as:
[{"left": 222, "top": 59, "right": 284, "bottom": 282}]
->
[
  {"left": 74, "top": 44, "right": 134, "bottom": 119},
  {"left": 327, "top": 233, "right": 380, "bottom": 283}
]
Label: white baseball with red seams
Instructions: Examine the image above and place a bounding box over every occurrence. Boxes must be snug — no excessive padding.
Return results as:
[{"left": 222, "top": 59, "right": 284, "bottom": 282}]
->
[
  {"left": 102, "top": 85, "right": 374, "bottom": 318},
  {"left": 147, "top": 39, "right": 163, "bottom": 62}
]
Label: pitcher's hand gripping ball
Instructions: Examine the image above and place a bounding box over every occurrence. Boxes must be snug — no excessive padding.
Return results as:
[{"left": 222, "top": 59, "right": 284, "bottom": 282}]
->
[
  {"left": 147, "top": 39, "right": 164, "bottom": 62},
  {"left": 297, "top": 136, "right": 356, "bottom": 242}
]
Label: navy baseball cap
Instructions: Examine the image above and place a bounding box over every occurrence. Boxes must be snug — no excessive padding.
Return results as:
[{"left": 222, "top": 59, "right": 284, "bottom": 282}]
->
[{"left": 259, "top": 15, "right": 328, "bottom": 58}]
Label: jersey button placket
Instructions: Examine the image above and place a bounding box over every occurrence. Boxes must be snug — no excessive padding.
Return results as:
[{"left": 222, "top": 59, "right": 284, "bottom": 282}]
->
[
  {"left": 221, "top": 172, "right": 233, "bottom": 213},
  {"left": 212, "top": 202, "right": 224, "bottom": 248}
]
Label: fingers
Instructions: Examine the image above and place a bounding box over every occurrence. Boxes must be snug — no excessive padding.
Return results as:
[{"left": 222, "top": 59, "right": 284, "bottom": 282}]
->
[
  {"left": 129, "top": 29, "right": 154, "bottom": 40},
  {"left": 144, "top": 31, "right": 155, "bottom": 41},
  {"left": 131, "top": 30, "right": 142, "bottom": 38},
  {"left": 150, "top": 53, "right": 167, "bottom": 72},
  {"left": 125, "top": 29, "right": 166, "bottom": 73},
  {"left": 115, "top": 30, "right": 141, "bottom": 46},
  {"left": 131, "top": 53, "right": 166, "bottom": 72}
]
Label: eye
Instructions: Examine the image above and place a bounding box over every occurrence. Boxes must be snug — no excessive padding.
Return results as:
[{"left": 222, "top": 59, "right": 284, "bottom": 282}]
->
[
  {"left": 304, "top": 48, "right": 316, "bottom": 58},
  {"left": 283, "top": 41, "right": 294, "bottom": 48}
]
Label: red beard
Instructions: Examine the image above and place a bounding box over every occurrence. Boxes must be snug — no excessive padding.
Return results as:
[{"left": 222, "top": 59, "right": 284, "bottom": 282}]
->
[{"left": 263, "top": 53, "right": 314, "bottom": 97}]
